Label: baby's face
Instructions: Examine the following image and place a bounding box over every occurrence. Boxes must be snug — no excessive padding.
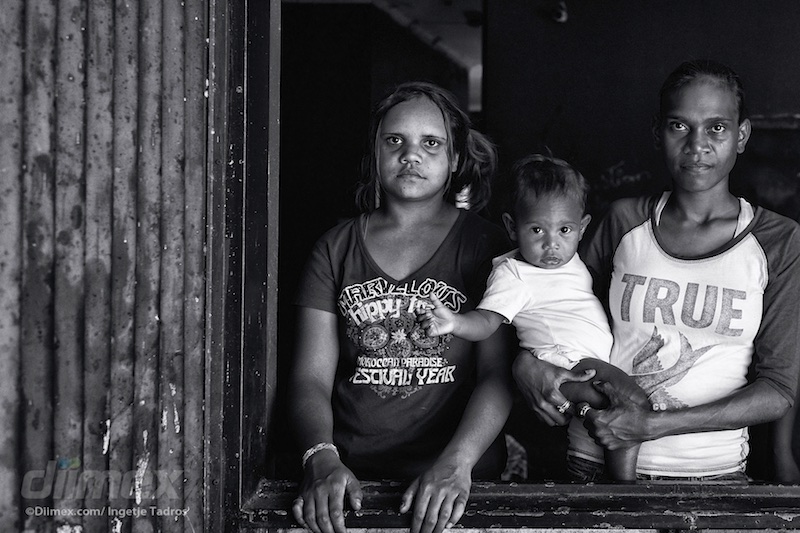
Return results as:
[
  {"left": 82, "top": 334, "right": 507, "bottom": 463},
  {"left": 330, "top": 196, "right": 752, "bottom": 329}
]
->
[{"left": 503, "top": 193, "right": 590, "bottom": 269}]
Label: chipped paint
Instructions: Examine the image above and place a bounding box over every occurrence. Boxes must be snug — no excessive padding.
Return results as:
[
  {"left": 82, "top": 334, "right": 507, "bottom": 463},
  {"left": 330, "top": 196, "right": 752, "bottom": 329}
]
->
[
  {"left": 173, "top": 403, "right": 181, "bottom": 433},
  {"left": 56, "top": 525, "right": 83, "bottom": 533},
  {"left": 662, "top": 509, "right": 698, "bottom": 529},
  {"left": 134, "top": 430, "right": 150, "bottom": 505},
  {"left": 102, "top": 418, "right": 110, "bottom": 455}
]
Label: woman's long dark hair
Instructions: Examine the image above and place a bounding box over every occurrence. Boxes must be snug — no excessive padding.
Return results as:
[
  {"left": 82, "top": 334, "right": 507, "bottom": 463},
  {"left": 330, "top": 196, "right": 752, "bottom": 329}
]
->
[{"left": 355, "top": 81, "right": 497, "bottom": 213}]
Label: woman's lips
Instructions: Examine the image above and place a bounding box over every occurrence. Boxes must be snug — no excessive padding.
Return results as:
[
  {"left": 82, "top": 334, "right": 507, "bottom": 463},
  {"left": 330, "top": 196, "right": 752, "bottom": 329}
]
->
[
  {"left": 398, "top": 171, "right": 423, "bottom": 178},
  {"left": 682, "top": 162, "right": 713, "bottom": 171}
]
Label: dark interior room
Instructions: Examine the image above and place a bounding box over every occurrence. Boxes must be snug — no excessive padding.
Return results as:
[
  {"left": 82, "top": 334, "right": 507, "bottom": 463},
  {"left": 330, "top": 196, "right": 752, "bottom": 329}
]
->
[{"left": 274, "top": 0, "right": 800, "bottom": 483}]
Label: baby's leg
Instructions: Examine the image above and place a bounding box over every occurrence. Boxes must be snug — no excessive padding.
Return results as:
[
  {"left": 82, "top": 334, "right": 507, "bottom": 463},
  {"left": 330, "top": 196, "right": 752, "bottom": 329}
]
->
[{"left": 560, "top": 359, "right": 649, "bottom": 482}]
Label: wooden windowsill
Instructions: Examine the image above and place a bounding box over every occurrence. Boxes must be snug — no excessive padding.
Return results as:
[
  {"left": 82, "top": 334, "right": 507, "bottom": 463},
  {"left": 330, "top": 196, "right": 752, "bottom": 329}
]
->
[{"left": 242, "top": 480, "right": 800, "bottom": 530}]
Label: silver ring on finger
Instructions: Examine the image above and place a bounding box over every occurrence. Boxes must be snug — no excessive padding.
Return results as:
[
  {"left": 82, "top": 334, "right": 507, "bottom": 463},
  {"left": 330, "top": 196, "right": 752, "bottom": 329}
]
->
[
  {"left": 556, "top": 399, "right": 572, "bottom": 414},
  {"left": 577, "top": 403, "right": 592, "bottom": 418}
]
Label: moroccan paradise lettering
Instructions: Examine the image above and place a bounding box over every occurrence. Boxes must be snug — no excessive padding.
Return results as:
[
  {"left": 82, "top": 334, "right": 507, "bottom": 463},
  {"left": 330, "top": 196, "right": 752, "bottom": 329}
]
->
[
  {"left": 619, "top": 274, "right": 746, "bottom": 336},
  {"left": 356, "top": 355, "right": 448, "bottom": 368}
]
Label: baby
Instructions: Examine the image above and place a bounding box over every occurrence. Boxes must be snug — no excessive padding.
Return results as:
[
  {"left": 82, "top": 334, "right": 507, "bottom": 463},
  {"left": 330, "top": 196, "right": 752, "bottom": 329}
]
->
[{"left": 419, "top": 154, "right": 648, "bottom": 481}]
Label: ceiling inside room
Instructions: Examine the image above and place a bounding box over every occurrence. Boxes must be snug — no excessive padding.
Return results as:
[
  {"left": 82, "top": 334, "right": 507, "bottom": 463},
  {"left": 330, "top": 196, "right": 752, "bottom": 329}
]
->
[
  {"left": 282, "top": 0, "right": 482, "bottom": 67},
  {"left": 282, "top": 0, "right": 484, "bottom": 110}
]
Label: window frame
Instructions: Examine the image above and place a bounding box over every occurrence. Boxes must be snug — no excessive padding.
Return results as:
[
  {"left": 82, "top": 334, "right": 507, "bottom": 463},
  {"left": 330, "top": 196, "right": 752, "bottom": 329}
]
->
[
  {"left": 206, "top": 2, "right": 800, "bottom": 532},
  {"left": 241, "top": 479, "right": 800, "bottom": 530},
  {"left": 205, "top": 0, "right": 280, "bottom": 530}
]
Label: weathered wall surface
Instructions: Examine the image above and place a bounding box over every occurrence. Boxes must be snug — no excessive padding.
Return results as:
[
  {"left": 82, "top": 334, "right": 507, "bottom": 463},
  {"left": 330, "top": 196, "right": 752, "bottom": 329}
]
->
[{"left": 0, "top": 0, "right": 207, "bottom": 531}]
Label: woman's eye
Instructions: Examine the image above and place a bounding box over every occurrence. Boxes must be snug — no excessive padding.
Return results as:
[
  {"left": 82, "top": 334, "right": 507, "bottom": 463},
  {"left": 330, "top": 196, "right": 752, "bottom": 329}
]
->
[
  {"left": 424, "top": 139, "right": 442, "bottom": 149},
  {"left": 385, "top": 136, "right": 402, "bottom": 145}
]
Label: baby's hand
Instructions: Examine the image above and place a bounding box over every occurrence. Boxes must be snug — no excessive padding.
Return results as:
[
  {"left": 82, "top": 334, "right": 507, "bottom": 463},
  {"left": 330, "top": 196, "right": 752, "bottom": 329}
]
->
[{"left": 416, "top": 293, "right": 457, "bottom": 337}]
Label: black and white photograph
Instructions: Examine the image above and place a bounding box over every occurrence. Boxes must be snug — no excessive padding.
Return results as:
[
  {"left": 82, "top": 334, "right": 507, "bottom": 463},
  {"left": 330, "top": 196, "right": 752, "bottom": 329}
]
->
[{"left": 2, "top": 1, "right": 800, "bottom": 532}]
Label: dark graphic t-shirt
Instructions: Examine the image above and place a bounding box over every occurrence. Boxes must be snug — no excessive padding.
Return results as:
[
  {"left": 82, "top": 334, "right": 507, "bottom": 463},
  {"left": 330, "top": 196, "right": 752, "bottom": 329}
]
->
[{"left": 295, "top": 210, "right": 510, "bottom": 479}]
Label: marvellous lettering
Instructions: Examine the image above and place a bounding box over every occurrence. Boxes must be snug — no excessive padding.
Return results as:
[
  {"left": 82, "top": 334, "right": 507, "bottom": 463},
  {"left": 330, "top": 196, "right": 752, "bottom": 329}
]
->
[{"left": 340, "top": 277, "right": 467, "bottom": 328}]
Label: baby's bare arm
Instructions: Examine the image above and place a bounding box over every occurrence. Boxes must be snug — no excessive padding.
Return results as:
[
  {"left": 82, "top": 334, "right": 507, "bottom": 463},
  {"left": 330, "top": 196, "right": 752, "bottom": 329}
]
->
[
  {"left": 449, "top": 308, "right": 505, "bottom": 341},
  {"left": 418, "top": 294, "right": 505, "bottom": 341}
]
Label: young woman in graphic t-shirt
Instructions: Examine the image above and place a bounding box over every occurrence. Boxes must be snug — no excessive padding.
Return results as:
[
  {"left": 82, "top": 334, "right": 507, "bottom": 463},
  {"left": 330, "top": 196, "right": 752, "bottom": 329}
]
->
[{"left": 290, "top": 82, "right": 512, "bottom": 533}]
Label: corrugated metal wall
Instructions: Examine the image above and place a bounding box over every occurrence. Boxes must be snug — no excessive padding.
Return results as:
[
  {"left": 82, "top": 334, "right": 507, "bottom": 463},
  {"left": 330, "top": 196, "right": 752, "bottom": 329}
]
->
[{"left": 0, "top": 0, "right": 208, "bottom": 531}]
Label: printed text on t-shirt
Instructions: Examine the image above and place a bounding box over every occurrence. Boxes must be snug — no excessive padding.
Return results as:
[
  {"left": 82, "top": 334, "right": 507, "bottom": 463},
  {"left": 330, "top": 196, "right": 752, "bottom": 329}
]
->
[
  {"left": 619, "top": 274, "right": 746, "bottom": 336},
  {"left": 339, "top": 277, "right": 468, "bottom": 398}
]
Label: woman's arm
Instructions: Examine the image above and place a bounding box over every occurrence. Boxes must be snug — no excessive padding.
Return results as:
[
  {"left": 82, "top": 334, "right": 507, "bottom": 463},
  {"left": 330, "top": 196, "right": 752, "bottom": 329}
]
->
[
  {"left": 289, "top": 307, "right": 362, "bottom": 533},
  {"left": 773, "top": 400, "right": 800, "bottom": 482},
  {"left": 400, "top": 326, "right": 514, "bottom": 533},
  {"left": 584, "top": 379, "right": 792, "bottom": 450}
]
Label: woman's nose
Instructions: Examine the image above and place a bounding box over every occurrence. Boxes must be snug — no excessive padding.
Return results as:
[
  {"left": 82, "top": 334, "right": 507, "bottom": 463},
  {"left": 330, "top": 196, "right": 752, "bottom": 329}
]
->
[
  {"left": 400, "top": 142, "right": 422, "bottom": 164},
  {"left": 684, "top": 129, "right": 710, "bottom": 154}
]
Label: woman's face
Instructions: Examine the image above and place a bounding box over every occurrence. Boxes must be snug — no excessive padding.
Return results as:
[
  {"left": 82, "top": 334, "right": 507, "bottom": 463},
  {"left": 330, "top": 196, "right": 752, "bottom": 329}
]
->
[
  {"left": 376, "top": 97, "right": 458, "bottom": 206},
  {"left": 657, "top": 75, "right": 750, "bottom": 195}
]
